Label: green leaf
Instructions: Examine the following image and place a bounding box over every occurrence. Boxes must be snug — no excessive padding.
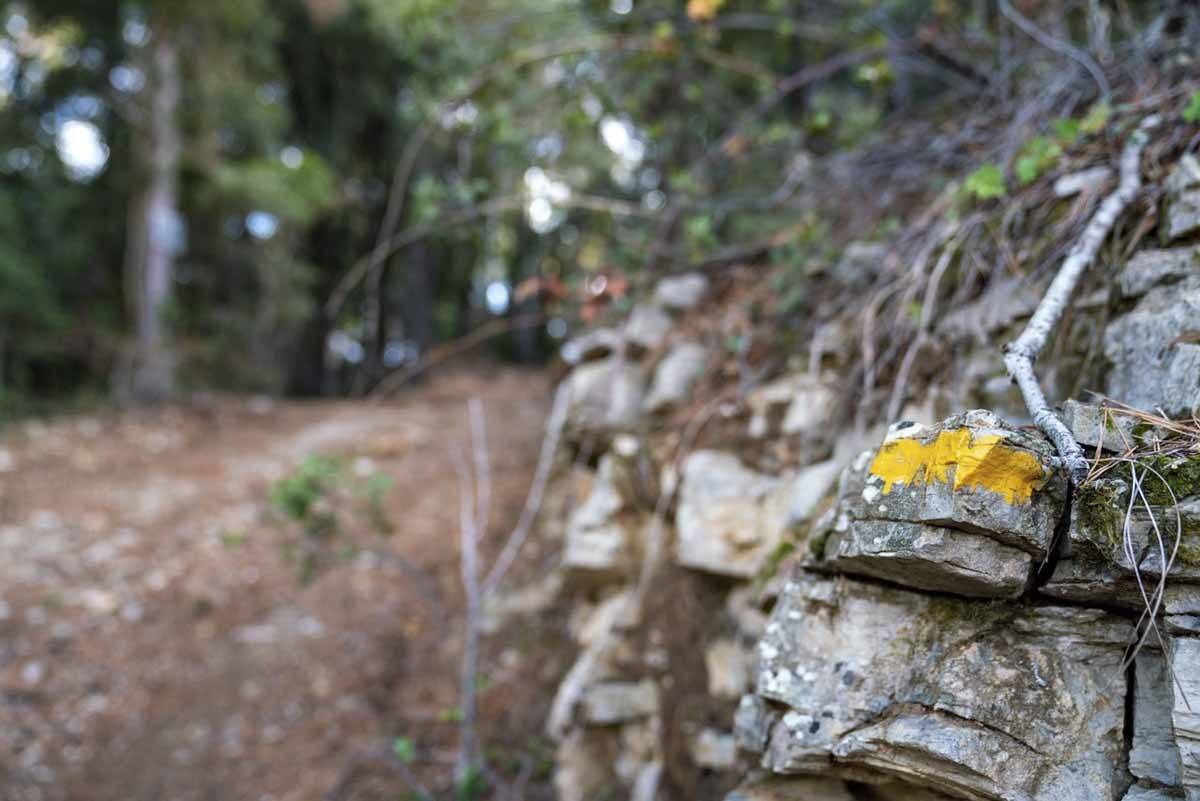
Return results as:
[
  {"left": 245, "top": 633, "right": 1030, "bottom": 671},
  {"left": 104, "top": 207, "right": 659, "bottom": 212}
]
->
[
  {"left": 392, "top": 737, "right": 416, "bottom": 764},
  {"left": 1051, "top": 117, "right": 1081, "bottom": 145},
  {"left": 1079, "top": 102, "right": 1112, "bottom": 135},
  {"left": 964, "top": 164, "right": 1006, "bottom": 200},
  {"left": 1014, "top": 136, "right": 1062, "bottom": 185},
  {"left": 1184, "top": 91, "right": 1200, "bottom": 124}
]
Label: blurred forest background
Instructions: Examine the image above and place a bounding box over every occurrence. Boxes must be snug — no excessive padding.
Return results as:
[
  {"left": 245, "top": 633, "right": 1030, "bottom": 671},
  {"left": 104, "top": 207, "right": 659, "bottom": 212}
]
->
[{"left": 1, "top": 0, "right": 1108, "bottom": 413}]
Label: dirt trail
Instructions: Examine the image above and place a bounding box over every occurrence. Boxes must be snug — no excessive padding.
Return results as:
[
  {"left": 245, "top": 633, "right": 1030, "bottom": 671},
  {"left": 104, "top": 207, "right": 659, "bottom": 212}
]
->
[{"left": 0, "top": 368, "right": 553, "bottom": 801}]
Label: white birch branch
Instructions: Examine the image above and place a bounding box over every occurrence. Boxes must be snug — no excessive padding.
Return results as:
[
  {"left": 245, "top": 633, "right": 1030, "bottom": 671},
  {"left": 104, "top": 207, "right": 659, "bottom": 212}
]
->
[{"left": 1003, "top": 115, "right": 1158, "bottom": 482}]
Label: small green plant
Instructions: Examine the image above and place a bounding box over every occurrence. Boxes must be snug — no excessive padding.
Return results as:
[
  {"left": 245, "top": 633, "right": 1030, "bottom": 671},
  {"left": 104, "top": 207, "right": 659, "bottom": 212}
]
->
[
  {"left": 964, "top": 164, "right": 1006, "bottom": 200},
  {"left": 455, "top": 767, "right": 488, "bottom": 801},
  {"left": 268, "top": 454, "right": 395, "bottom": 582},
  {"left": 1015, "top": 136, "right": 1063, "bottom": 185},
  {"left": 1184, "top": 91, "right": 1200, "bottom": 124},
  {"left": 1079, "top": 101, "right": 1112, "bottom": 135},
  {"left": 392, "top": 736, "right": 416, "bottom": 764}
]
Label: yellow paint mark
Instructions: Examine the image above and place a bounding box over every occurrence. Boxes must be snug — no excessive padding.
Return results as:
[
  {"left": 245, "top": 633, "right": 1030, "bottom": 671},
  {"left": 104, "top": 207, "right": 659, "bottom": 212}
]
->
[{"left": 869, "top": 429, "right": 1047, "bottom": 505}]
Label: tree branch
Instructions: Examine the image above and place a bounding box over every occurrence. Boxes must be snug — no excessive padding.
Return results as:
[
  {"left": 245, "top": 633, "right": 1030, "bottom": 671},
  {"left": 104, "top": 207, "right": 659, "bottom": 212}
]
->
[{"left": 1003, "top": 115, "right": 1158, "bottom": 482}]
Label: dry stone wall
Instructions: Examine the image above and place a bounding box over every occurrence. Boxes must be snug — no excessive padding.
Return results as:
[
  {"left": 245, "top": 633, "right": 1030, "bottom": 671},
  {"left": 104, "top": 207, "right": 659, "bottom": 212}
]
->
[{"left": 526, "top": 159, "right": 1200, "bottom": 801}]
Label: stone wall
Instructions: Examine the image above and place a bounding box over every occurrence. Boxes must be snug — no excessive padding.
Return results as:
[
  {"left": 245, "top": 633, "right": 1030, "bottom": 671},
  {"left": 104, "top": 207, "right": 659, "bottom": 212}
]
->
[{"left": 523, "top": 156, "right": 1200, "bottom": 801}]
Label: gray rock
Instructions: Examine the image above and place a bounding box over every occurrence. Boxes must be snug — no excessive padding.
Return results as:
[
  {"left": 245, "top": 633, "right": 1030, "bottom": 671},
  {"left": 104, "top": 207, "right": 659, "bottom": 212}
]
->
[
  {"left": 751, "top": 572, "right": 1130, "bottom": 800},
  {"left": 563, "top": 455, "right": 633, "bottom": 574},
  {"left": 822, "top": 518, "right": 1032, "bottom": 597},
  {"left": 854, "top": 412, "right": 1066, "bottom": 555},
  {"left": 706, "top": 639, "right": 751, "bottom": 699},
  {"left": 654, "top": 272, "right": 709, "bottom": 310},
  {"left": 724, "top": 776, "right": 855, "bottom": 801},
  {"left": 675, "top": 451, "right": 792, "bottom": 578},
  {"left": 834, "top": 242, "right": 887, "bottom": 289},
  {"left": 623, "top": 303, "right": 674, "bottom": 354},
  {"left": 811, "top": 412, "right": 1062, "bottom": 596},
  {"left": 554, "top": 729, "right": 615, "bottom": 801},
  {"left": 1166, "top": 155, "right": 1200, "bottom": 242},
  {"left": 1104, "top": 274, "right": 1200, "bottom": 418},
  {"left": 581, "top": 679, "right": 659, "bottom": 725},
  {"left": 1131, "top": 652, "right": 1183, "bottom": 787},
  {"left": 643, "top": 342, "right": 707, "bottom": 413},
  {"left": 565, "top": 357, "right": 646, "bottom": 431},
  {"left": 734, "top": 694, "right": 779, "bottom": 755},
  {"left": 1117, "top": 247, "right": 1200, "bottom": 299},
  {"left": 1166, "top": 155, "right": 1200, "bottom": 196},
  {"left": 1122, "top": 788, "right": 1178, "bottom": 801},
  {"left": 1056, "top": 479, "right": 1200, "bottom": 596},
  {"left": 1054, "top": 165, "right": 1113, "bottom": 197},
  {"left": 785, "top": 459, "right": 842, "bottom": 527},
  {"left": 691, "top": 728, "right": 738, "bottom": 770},
  {"left": 1062, "top": 399, "right": 1137, "bottom": 450},
  {"left": 1170, "top": 636, "right": 1200, "bottom": 796},
  {"left": 781, "top": 378, "right": 838, "bottom": 436},
  {"left": 561, "top": 327, "right": 621, "bottom": 365}
]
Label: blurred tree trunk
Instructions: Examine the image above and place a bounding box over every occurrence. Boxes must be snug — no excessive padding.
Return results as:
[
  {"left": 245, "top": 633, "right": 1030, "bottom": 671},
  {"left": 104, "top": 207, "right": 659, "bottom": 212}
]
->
[
  {"left": 400, "top": 240, "right": 437, "bottom": 359},
  {"left": 122, "top": 25, "right": 181, "bottom": 403}
]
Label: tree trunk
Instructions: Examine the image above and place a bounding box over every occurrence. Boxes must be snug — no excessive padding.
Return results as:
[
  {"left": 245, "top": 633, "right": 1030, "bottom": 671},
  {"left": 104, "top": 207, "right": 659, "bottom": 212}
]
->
[{"left": 122, "top": 26, "right": 182, "bottom": 403}]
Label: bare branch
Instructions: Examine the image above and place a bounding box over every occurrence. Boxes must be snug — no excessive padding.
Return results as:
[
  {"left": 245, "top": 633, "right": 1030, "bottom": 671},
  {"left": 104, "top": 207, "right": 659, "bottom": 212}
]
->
[
  {"left": 1003, "top": 115, "right": 1159, "bottom": 482},
  {"left": 997, "top": 0, "right": 1110, "bottom": 98},
  {"left": 483, "top": 383, "right": 571, "bottom": 596}
]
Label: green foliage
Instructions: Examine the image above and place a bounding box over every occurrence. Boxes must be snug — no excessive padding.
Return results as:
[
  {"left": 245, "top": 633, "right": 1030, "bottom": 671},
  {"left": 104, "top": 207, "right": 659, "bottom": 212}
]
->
[
  {"left": 456, "top": 766, "right": 488, "bottom": 801},
  {"left": 1014, "top": 136, "right": 1062, "bottom": 185},
  {"left": 214, "top": 153, "right": 337, "bottom": 225},
  {"left": 964, "top": 164, "right": 1006, "bottom": 200},
  {"left": 269, "top": 454, "right": 394, "bottom": 581},
  {"left": 1079, "top": 102, "right": 1112, "bottom": 135},
  {"left": 391, "top": 736, "right": 416, "bottom": 764},
  {"left": 270, "top": 455, "right": 342, "bottom": 536},
  {"left": 1184, "top": 91, "right": 1200, "bottom": 124}
]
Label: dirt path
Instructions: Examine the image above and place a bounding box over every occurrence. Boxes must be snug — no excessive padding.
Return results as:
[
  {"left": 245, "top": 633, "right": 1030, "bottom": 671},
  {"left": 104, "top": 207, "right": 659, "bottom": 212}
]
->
[{"left": 0, "top": 368, "right": 554, "bottom": 801}]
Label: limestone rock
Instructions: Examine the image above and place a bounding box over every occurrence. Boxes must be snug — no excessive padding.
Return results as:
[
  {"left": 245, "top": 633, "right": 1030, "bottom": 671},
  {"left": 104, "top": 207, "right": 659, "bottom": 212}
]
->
[
  {"left": 750, "top": 572, "right": 1130, "bottom": 800},
  {"left": 781, "top": 378, "right": 837, "bottom": 436},
  {"left": 784, "top": 459, "right": 841, "bottom": 526},
  {"left": 1117, "top": 247, "right": 1200, "bottom": 299},
  {"left": 1054, "top": 165, "right": 1113, "bottom": 197},
  {"left": 1165, "top": 155, "right": 1200, "bottom": 242},
  {"left": 654, "top": 272, "right": 709, "bottom": 310},
  {"left": 822, "top": 518, "right": 1032, "bottom": 597},
  {"left": 675, "top": 451, "right": 792, "bottom": 578},
  {"left": 691, "top": 728, "right": 738, "bottom": 770},
  {"left": 1054, "top": 479, "right": 1200, "bottom": 597},
  {"left": 1122, "top": 788, "right": 1178, "bottom": 801},
  {"left": 810, "top": 412, "right": 1062, "bottom": 597},
  {"left": 1170, "top": 636, "right": 1200, "bottom": 796},
  {"left": 1130, "top": 652, "right": 1182, "bottom": 787},
  {"left": 563, "top": 455, "right": 633, "bottom": 574},
  {"left": 555, "top": 729, "right": 615, "bottom": 801},
  {"left": 834, "top": 242, "right": 887, "bottom": 289},
  {"left": 1104, "top": 272, "right": 1200, "bottom": 418},
  {"left": 851, "top": 412, "right": 1066, "bottom": 554},
  {"left": 706, "top": 639, "right": 751, "bottom": 699},
  {"left": 581, "top": 679, "right": 659, "bottom": 725},
  {"left": 724, "top": 776, "right": 855, "bottom": 801},
  {"left": 561, "top": 327, "right": 621, "bottom": 365},
  {"left": 734, "top": 694, "right": 779, "bottom": 755},
  {"left": 565, "top": 358, "right": 646, "bottom": 431},
  {"left": 644, "top": 342, "right": 707, "bottom": 413},
  {"left": 624, "top": 303, "right": 674, "bottom": 354},
  {"left": 1062, "top": 399, "right": 1137, "bottom": 450}
]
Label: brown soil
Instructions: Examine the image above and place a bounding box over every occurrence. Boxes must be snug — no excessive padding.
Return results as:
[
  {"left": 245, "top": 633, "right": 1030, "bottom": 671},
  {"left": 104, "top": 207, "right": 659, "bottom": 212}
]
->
[{"left": 0, "top": 367, "right": 564, "bottom": 801}]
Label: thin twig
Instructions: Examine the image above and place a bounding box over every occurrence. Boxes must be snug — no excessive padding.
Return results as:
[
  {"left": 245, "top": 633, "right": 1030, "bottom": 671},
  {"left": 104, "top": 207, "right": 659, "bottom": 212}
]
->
[{"left": 997, "top": 0, "right": 1111, "bottom": 98}]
